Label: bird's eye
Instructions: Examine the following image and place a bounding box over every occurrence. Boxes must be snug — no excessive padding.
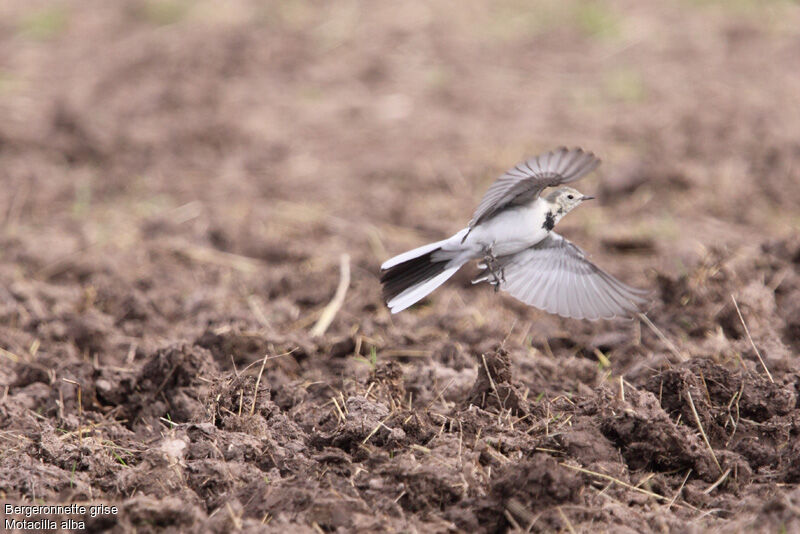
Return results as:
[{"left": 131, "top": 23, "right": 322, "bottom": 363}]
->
[{"left": 567, "top": 194, "right": 574, "bottom": 200}]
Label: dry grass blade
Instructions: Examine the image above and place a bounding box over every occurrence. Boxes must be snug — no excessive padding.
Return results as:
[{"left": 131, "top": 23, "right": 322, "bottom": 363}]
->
[
  {"left": 501, "top": 319, "right": 517, "bottom": 347},
  {"left": 311, "top": 253, "right": 350, "bottom": 337},
  {"left": 0, "top": 347, "right": 21, "bottom": 362},
  {"left": 331, "top": 396, "right": 346, "bottom": 423},
  {"left": 506, "top": 498, "right": 539, "bottom": 533},
  {"left": 484, "top": 444, "right": 510, "bottom": 464},
  {"left": 730, "top": 294, "right": 773, "bottom": 383},
  {"left": 638, "top": 313, "right": 688, "bottom": 361},
  {"left": 481, "top": 353, "right": 504, "bottom": 412},
  {"left": 361, "top": 415, "right": 391, "bottom": 445},
  {"left": 561, "top": 463, "right": 670, "bottom": 502},
  {"left": 172, "top": 243, "right": 262, "bottom": 273},
  {"left": 503, "top": 509, "right": 523, "bottom": 531},
  {"left": 3, "top": 180, "right": 29, "bottom": 232},
  {"left": 247, "top": 295, "right": 272, "bottom": 330},
  {"left": 668, "top": 469, "right": 692, "bottom": 510},
  {"left": 425, "top": 377, "right": 456, "bottom": 411},
  {"left": 504, "top": 498, "right": 534, "bottom": 527},
  {"left": 703, "top": 467, "right": 731, "bottom": 494},
  {"left": 557, "top": 506, "right": 577, "bottom": 534},
  {"left": 686, "top": 391, "right": 722, "bottom": 474},
  {"left": 250, "top": 352, "right": 269, "bottom": 416}
]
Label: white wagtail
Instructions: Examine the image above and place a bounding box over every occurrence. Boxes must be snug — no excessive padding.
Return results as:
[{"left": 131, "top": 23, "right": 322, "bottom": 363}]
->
[{"left": 380, "top": 147, "right": 648, "bottom": 319}]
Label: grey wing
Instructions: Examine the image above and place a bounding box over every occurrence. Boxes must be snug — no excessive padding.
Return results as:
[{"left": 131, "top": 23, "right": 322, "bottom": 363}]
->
[
  {"left": 469, "top": 147, "right": 600, "bottom": 228},
  {"left": 474, "top": 233, "right": 649, "bottom": 320}
]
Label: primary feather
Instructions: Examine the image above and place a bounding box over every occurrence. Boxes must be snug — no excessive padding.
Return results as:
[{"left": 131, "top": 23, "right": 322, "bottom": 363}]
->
[
  {"left": 468, "top": 147, "right": 600, "bottom": 228},
  {"left": 472, "top": 233, "right": 648, "bottom": 320}
]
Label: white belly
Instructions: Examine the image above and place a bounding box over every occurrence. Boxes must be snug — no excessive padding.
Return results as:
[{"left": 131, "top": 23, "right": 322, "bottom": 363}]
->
[{"left": 457, "top": 199, "right": 550, "bottom": 257}]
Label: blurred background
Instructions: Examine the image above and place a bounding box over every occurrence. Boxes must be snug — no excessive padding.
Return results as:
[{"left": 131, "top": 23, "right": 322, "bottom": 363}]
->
[{"left": 2, "top": 6, "right": 799, "bottom": 252}]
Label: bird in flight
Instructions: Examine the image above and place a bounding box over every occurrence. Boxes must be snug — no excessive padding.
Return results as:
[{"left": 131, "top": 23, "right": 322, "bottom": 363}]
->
[{"left": 380, "top": 147, "right": 648, "bottom": 319}]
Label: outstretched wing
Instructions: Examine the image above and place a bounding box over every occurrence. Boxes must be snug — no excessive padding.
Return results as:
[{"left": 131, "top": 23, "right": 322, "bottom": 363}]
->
[
  {"left": 469, "top": 147, "right": 600, "bottom": 228},
  {"left": 474, "top": 233, "right": 648, "bottom": 320}
]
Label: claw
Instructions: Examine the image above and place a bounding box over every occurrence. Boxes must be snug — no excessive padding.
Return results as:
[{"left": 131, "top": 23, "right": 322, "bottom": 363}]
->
[{"left": 482, "top": 243, "right": 503, "bottom": 289}]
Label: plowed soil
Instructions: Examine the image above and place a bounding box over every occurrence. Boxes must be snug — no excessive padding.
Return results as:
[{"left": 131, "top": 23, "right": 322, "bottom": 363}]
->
[{"left": 2, "top": 1, "right": 800, "bottom": 532}]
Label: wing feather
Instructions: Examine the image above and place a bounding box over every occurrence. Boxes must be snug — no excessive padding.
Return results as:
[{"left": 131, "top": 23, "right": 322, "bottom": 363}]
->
[
  {"left": 554, "top": 247, "right": 569, "bottom": 317},
  {"left": 475, "top": 233, "right": 648, "bottom": 320},
  {"left": 469, "top": 147, "right": 601, "bottom": 228},
  {"left": 584, "top": 267, "right": 617, "bottom": 319}
]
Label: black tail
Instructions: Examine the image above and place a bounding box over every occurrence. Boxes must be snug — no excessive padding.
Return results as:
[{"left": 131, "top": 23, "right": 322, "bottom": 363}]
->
[{"left": 380, "top": 248, "right": 447, "bottom": 304}]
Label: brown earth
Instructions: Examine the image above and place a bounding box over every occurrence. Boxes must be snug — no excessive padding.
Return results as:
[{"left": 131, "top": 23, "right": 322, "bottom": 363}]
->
[{"left": 2, "top": 0, "right": 800, "bottom": 532}]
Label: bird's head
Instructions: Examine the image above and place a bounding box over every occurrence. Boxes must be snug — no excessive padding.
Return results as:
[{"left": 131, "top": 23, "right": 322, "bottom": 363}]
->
[{"left": 546, "top": 187, "right": 594, "bottom": 215}]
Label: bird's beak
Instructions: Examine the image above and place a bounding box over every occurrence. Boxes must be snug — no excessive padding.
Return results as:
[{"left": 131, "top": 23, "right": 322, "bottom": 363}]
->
[{"left": 582, "top": 195, "right": 595, "bottom": 201}]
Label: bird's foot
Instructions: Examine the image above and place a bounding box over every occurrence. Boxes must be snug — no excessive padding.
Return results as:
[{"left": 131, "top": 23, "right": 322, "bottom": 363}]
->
[
  {"left": 490, "top": 268, "right": 506, "bottom": 292},
  {"left": 482, "top": 245, "right": 504, "bottom": 289}
]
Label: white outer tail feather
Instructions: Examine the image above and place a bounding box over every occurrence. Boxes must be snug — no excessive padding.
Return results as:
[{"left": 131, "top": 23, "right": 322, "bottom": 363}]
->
[
  {"left": 381, "top": 240, "right": 446, "bottom": 270},
  {"left": 382, "top": 228, "right": 470, "bottom": 313},
  {"left": 380, "top": 228, "right": 468, "bottom": 270},
  {"left": 387, "top": 264, "right": 463, "bottom": 313}
]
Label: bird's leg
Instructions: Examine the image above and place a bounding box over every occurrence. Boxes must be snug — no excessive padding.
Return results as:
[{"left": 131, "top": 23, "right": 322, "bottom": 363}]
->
[
  {"left": 494, "top": 264, "right": 506, "bottom": 290},
  {"left": 482, "top": 243, "right": 503, "bottom": 291}
]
